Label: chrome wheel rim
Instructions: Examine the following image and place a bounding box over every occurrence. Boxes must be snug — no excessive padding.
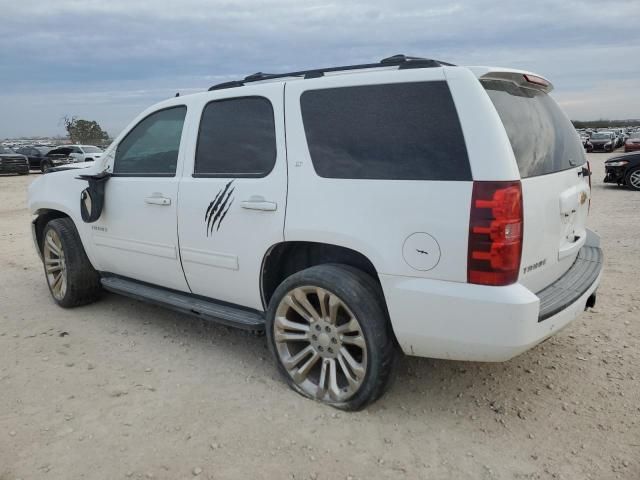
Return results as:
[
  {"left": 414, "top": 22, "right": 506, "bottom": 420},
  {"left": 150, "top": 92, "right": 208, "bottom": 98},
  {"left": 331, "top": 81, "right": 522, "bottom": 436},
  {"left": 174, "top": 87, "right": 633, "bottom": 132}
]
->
[
  {"left": 274, "top": 286, "right": 367, "bottom": 403},
  {"left": 43, "top": 229, "right": 67, "bottom": 300},
  {"left": 629, "top": 171, "right": 640, "bottom": 189}
]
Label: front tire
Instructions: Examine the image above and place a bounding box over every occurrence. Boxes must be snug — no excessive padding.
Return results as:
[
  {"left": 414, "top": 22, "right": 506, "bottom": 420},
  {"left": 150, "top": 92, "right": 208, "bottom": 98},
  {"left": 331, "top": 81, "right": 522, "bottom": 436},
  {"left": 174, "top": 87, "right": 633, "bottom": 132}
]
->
[
  {"left": 266, "top": 264, "right": 396, "bottom": 410},
  {"left": 41, "top": 160, "right": 51, "bottom": 173},
  {"left": 626, "top": 167, "right": 640, "bottom": 191},
  {"left": 42, "top": 218, "right": 102, "bottom": 307}
]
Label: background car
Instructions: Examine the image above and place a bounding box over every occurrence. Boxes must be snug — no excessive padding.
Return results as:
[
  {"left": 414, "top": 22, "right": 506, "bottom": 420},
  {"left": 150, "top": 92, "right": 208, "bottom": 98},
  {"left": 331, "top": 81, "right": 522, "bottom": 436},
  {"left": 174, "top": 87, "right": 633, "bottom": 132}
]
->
[
  {"left": 604, "top": 152, "right": 640, "bottom": 190},
  {"left": 589, "top": 131, "right": 616, "bottom": 152},
  {"left": 624, "top": 135, "right": 640, "bottom": 152},
  {"left": 40, "top": 147, "right": 82, "bottom": 173},
  {"left": 66, "top": 145, "right": 104, "bottom": 162},
  {"left": 0, "top": 146, "right": 29, "bottom": 175},
  {"left": 15, "top": 146, "right": 51, "bottom": 169},
  {"left": 580, "top": 135, "right": 593, "bottom": 152}
]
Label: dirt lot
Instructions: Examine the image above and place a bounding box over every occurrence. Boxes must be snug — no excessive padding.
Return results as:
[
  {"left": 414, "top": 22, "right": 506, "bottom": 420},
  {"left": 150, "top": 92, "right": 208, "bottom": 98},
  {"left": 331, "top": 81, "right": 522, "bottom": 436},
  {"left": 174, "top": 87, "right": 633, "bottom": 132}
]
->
[{"left": 0, "top": 152, "right": 638, "bottom": 480}]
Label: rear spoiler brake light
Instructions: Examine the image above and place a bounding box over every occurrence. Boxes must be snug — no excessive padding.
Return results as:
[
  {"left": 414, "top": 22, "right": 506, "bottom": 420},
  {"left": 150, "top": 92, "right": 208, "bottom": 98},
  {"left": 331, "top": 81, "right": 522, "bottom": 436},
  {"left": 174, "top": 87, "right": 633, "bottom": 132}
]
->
[{"left": 523, "top": 74, "right": 550, "bottom": 88}]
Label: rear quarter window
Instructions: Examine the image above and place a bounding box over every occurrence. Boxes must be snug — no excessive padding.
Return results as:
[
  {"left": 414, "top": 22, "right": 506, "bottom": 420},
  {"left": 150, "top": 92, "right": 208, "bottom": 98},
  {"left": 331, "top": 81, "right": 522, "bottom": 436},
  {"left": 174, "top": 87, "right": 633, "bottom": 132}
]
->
[
  {"left": 482, "top": 80, "right": 585, "bottom": 178},
  {"left": 300, "top": 81, "right": 471, "bottom": 181}
]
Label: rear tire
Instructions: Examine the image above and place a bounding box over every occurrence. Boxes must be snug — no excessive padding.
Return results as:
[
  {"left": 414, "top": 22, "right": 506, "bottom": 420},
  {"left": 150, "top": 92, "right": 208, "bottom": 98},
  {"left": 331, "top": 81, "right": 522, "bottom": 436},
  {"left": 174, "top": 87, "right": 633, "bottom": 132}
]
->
[
  {"left": 41, "top": 160, "right": 51, "bottom": 173},
  {"left": 42, "top": 218, "right": 102, "bottom": 307},
  {"left": 626, "top": 167, "right": 640, "bottom": 191},
  {"left": 266, "top": 264, "right": 396, "bottom": 410}
]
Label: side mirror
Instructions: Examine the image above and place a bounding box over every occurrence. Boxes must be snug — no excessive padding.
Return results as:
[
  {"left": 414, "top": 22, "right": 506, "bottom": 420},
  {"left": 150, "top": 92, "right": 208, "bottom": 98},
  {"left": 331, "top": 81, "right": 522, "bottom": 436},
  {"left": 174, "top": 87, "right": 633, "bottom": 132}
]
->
[{"left": 77, "top": 172, "right": 111, "bottom": 223}]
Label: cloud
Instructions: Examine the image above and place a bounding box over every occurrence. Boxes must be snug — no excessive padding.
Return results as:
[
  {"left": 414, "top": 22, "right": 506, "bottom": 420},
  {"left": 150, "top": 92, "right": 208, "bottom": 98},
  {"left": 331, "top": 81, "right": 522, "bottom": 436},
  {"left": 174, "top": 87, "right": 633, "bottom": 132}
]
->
[{"left": 1, "top": 0, "right": 639, "bottom": 137}]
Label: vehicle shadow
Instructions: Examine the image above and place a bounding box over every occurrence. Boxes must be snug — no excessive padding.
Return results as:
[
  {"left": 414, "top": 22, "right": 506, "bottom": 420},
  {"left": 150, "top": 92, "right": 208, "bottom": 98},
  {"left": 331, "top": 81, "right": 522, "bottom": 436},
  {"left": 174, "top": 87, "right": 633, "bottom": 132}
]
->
[{"left": 93, "top": 291, "right": 567, "bottom": 416}]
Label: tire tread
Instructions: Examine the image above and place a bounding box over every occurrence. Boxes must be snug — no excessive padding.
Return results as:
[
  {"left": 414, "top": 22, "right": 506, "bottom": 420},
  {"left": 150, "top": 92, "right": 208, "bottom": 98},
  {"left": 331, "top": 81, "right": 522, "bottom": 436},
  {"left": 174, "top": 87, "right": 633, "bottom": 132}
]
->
[
  {"left": 266, "top": 263, "right": 397, "bottom": 411},
  {"left": 43, "top": 218, "right": 101, "bottom": 308}
]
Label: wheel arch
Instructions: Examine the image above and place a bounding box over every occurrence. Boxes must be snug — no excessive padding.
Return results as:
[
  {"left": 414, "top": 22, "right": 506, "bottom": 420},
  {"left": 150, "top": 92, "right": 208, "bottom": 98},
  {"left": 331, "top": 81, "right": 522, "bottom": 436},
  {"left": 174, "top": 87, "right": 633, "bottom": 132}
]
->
[
  {"left": 260, "top": 241, "right": 382, "bottom": 308},
  {"left": 626, "top": 165, "right": 640, "bottom": 190},
  {"left": 33, "top": 209, "right": 71, "bottom": 254}
]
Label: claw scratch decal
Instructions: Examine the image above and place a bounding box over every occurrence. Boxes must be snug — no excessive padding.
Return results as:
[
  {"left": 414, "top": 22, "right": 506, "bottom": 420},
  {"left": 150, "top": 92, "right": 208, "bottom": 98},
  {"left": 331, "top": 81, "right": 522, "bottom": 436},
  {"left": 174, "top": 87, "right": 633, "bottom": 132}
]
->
[{"left": 205, "top": 180, "right": 235, "bottom": 236}]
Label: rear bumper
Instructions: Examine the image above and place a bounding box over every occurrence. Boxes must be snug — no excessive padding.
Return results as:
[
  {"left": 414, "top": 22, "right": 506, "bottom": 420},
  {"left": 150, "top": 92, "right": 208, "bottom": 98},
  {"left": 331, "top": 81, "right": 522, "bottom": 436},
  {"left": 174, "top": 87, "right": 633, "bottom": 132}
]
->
[{"left": 381, "top": 231, "right": 603, "bottom": 362}]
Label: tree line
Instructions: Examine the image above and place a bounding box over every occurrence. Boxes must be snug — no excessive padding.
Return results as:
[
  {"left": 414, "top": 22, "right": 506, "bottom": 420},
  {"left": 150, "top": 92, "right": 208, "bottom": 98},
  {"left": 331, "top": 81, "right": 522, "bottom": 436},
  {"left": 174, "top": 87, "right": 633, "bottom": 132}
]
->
[
  {"left": 62, "top": 116, "right": 111, "bottom": 146},
  {"left": 571, "top": 119, "right": 640, "bottom": 129}
]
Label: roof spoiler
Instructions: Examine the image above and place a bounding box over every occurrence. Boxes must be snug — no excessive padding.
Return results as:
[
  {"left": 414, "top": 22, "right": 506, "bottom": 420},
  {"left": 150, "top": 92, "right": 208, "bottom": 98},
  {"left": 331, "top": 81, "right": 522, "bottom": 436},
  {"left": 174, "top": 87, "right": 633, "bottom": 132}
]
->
[{"left": 469, "top": 67, "right": 554, "bottom": 93}]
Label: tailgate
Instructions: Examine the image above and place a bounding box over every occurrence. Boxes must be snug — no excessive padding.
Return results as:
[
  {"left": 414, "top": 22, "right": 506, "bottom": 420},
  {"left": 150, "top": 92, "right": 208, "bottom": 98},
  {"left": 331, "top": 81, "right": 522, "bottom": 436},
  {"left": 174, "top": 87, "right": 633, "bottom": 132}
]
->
[
  {"left": 520, "top": 167, "right": 590, "bottom": 291},
  {"left": 482, "top": 77, "right": 590, "bottom": 292}
]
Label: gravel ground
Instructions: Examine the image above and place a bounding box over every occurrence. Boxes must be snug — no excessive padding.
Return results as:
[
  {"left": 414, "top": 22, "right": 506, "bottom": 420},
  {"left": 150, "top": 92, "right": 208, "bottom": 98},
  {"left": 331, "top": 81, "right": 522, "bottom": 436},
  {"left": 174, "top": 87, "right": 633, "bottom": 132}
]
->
[{"left": 0, "top": 152, "right": 638, "bottom": 480}]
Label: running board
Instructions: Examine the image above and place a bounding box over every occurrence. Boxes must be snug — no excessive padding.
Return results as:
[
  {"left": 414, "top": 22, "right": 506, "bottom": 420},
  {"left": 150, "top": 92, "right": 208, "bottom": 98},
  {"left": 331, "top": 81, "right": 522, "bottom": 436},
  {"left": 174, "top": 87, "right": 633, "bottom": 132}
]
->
[{"left": 100, "top": 276, "right": 265, "bottom": 331}]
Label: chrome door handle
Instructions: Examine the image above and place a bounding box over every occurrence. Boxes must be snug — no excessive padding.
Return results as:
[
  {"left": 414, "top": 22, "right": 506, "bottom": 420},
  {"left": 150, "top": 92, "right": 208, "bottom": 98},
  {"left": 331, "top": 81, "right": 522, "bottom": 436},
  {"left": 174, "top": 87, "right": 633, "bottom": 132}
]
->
[
  {"left": 144, "top": 195, "right": 171, "bottom": 206},
  {"left": 240, "top": 196, "right": 277, "bottom": 211}
]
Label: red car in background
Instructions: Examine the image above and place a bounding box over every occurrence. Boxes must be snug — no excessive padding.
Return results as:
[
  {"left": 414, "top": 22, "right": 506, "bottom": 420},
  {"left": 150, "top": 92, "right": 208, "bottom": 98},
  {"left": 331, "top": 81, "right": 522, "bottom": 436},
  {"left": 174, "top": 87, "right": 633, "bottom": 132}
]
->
[{"left": 625, "top": 136, "right": 640, "bottom": 152}]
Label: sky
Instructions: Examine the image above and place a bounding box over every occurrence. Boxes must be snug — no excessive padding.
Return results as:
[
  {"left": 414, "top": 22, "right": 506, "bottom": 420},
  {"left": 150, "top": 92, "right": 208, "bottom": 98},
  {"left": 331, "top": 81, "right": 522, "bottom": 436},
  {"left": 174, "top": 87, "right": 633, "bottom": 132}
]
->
[{"left": 1, "top": 0, "right": 639, "bottom": 138}]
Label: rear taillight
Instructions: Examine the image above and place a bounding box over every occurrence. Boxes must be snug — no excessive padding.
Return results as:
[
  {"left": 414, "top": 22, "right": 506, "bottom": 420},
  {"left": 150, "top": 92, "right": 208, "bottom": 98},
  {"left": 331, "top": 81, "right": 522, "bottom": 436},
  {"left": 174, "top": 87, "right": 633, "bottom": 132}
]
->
[{"left": 468, "top": 181, "right": 523, "bottom": 286}]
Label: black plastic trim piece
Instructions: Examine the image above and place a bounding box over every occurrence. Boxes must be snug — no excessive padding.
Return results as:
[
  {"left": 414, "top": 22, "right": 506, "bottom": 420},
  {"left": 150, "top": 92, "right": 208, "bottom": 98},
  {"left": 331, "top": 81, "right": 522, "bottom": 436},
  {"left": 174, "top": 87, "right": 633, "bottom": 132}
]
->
[
  {"left": 100, "top": 275, "right": 265, "bottom": 330},
  {"left": 192, "top": 172, "right": 269, "bottom": 178},
  {"left": 110, "top": 173, "right": 176, "bottom": 178},
  {"left": 536, "top": 245, "right": 603, "bottom": 322}
]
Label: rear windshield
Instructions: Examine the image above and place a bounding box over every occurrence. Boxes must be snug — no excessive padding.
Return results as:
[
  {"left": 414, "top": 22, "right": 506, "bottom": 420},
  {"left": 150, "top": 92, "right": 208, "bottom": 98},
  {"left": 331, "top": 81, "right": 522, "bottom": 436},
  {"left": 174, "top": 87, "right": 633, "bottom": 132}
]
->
[
  {"left": 482, "top": 80, "right": 585, "bottom": 178},
  {"left": 300, "top": 81, "right": 471, "bottom": 181}
]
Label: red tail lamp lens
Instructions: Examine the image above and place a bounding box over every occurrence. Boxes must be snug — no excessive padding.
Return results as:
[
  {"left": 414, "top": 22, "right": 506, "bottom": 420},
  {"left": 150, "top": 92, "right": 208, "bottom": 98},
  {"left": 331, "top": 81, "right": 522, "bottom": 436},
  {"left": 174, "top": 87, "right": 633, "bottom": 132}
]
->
[{"left": 468, "top": 181, "right": 523, "bottom": 286}]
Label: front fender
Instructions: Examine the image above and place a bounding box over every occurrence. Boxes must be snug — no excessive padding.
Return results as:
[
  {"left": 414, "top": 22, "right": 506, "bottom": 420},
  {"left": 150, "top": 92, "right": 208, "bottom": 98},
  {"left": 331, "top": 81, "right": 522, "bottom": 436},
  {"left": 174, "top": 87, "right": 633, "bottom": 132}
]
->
[{"left": 28, "top": 166, "right": 101, "bottom": 268}]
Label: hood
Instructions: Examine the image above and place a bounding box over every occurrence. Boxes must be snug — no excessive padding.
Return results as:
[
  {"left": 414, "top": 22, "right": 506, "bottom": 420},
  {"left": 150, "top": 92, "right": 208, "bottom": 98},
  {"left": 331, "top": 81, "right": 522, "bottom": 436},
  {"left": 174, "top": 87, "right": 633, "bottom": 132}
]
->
[{"left": 606, "top": 152, "right": 640, "bottom": 163}]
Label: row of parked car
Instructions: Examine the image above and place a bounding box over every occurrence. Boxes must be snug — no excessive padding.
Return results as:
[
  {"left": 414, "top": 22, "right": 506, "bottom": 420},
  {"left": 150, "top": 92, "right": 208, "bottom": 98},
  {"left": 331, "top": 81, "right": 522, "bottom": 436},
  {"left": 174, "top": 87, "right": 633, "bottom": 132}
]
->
[
  {"left": 0, "top": 144, "right": 104, "bottom": 175},
  {"left": 577, "top": 127, "right": 640, "bottom": 153}
]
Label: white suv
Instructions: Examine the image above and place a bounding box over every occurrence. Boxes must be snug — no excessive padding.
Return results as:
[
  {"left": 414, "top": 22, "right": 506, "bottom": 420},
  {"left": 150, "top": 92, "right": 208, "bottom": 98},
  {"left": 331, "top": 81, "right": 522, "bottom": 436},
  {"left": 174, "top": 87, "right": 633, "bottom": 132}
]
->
[
  {"left": 66, "top": 145, "right": 104, "bottom": 162},
  {"left": 28, "top": 55, "right": 603, "bottom": 410}
]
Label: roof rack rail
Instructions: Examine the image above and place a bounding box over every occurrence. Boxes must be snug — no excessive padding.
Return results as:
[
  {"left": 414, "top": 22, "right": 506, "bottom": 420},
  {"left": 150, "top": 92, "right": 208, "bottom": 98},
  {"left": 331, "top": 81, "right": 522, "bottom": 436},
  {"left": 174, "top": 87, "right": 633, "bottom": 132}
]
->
[{"left": 208, "top": 54, "right": 455, "bottom": 91}]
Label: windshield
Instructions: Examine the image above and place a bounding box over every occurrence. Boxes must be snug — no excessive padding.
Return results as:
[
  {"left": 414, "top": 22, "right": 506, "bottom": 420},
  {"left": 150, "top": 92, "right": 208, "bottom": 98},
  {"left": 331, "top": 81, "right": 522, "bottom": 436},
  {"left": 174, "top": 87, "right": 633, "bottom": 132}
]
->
[
  {"left": 482, "top": 80, "right": 585, "bottom": 178},
  {"left": 0, "top": 146, "right": 14, "bottom": 154},
  {"left": 82, "top": 146, "right": 102, "bottom": 153},
  {"left": 591, "top": 133, "right": 610, "bottom": 140}
]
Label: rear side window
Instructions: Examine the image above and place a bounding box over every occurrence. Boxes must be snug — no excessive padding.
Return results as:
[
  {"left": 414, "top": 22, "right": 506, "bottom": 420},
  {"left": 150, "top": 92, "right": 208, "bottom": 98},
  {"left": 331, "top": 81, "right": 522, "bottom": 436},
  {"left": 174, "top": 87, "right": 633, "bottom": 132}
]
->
[
  {"left": 194, "top": 96, "right": 276, "bottom": 177},
  {"left": 482, "top": 80, "right": 585, "bottom": 178},
  {"left": 300, "top": 81, "right": 471, "bottom": 181}
]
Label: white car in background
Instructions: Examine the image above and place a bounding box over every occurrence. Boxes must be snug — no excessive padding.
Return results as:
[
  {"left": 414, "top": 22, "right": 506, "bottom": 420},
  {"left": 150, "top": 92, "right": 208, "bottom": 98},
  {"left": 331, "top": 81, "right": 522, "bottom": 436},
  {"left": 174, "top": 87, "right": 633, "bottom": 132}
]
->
[{"left": 67, "top": 145, "right": 104, "bottom": 162}]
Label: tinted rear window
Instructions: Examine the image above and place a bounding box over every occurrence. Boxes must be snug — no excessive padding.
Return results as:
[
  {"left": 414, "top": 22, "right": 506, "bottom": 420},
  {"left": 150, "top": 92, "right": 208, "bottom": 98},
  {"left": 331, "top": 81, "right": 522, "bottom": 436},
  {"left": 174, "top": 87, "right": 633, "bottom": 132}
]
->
[
  {"left": 482, "top": 80, "right": 585, "bottom": 178},
  {"left": 300, "top": 81, "right": 471, "bottom": 181}
]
